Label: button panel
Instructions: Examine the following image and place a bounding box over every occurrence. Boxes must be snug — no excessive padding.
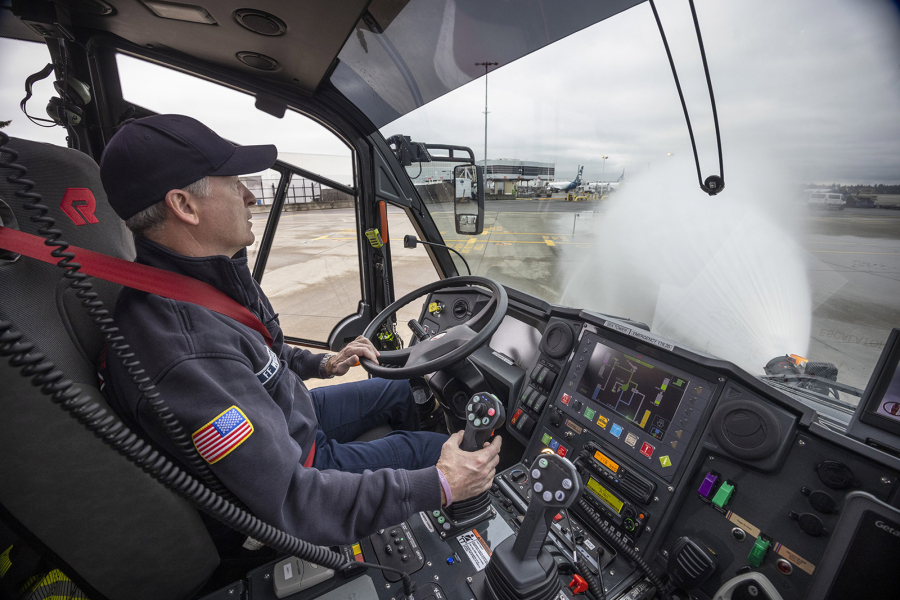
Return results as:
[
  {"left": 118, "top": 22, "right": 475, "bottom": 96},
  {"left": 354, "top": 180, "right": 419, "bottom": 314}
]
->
[{"left": 367, "top": 522, "right": 424, "bottom": 580}]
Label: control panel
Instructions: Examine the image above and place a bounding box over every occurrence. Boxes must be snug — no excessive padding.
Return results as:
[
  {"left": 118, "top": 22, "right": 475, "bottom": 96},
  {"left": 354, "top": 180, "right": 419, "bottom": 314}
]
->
[
  {"left": 509, "top": 359, "right": 560, "bottom": 438},
  {"left": 555, "top": 330, "right": 716, "bottom": 481}
]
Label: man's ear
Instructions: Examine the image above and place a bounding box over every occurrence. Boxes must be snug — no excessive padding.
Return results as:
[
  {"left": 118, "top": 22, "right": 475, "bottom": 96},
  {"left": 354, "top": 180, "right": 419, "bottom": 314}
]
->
[{"left": 164, "top": 189, "right": 200, "bottom": 226}]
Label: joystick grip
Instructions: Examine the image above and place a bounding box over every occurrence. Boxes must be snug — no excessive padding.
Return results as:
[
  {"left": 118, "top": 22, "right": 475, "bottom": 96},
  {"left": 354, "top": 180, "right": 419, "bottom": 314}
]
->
[
  {"left": 461, "top": 393, "right": 505, "bottom": 452},
  {"left": 512, "top": 453, "right": 581, "bottom": 562}
]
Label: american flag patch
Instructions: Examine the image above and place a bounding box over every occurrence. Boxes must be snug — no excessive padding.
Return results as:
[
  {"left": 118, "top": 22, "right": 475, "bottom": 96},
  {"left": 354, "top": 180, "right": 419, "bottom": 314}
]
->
[{"left": 192, "top": 406, "right": 254, "bottom": 464}]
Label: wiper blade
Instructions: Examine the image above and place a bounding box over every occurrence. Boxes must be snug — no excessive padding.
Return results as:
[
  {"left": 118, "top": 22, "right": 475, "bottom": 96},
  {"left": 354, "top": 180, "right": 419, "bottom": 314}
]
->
[{"left": 760, "top": 373, "right": 863, "bottom": 409}]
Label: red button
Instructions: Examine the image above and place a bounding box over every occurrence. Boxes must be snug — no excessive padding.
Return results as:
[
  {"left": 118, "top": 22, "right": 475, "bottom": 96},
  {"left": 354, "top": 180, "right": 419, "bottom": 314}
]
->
[
  {"left": 561, "top": 393, "right": 571, "bottom": 405},
  {"left": 553, "top": 513, "right": 563, "bottom": 522},
  {"left": 511, "top": 409, "right": 523, "bottom": 425},
  {"left": 557, "top": 446, "right": 568, "bottom": 458},
  {"left": 640, "top": 442, "right": 655, "bottom": 458},
  {"left": 488, "top": 408, "right": 495, "bottom": 417}
]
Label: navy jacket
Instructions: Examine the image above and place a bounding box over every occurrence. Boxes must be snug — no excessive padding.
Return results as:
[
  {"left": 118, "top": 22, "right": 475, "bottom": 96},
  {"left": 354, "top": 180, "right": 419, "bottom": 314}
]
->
[{"left": 106, "top": 237, "right": 440, "bottom": 545}]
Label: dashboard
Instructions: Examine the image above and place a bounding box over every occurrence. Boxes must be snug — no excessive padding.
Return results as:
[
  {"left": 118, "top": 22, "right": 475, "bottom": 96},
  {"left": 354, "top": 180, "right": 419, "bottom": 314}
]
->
[{"left": 239, "top": 286, "right": 900, "bottom": 600}]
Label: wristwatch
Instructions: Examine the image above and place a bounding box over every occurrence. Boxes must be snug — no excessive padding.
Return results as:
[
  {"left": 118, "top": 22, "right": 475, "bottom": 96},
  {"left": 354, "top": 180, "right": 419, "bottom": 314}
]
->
[{"left": 319, "top": 354, "right": 335, "bottom": 379}]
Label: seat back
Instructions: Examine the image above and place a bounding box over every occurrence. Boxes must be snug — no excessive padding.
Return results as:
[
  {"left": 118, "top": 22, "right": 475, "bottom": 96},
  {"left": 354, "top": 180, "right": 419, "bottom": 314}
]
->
[{"left": 0, "top": 137, "right": 218, "bottom": 600}]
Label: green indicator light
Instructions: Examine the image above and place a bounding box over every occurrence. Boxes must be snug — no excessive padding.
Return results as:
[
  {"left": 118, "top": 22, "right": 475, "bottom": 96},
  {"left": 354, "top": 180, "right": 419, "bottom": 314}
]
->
[
  {"left": 539, "top": 458, "right": 548, "bottom": 468},
  {"left": 712, "top": 481, "right": 735, "bottom": 509},
  {"left": 748, "top": 537, "right": 771, "bottom": 567},
  {"left": 433, "top": 510, "right": 441, "bottom": 518},
  {"left": 542, "top": 433, "right": 552, "bottom": 446}
]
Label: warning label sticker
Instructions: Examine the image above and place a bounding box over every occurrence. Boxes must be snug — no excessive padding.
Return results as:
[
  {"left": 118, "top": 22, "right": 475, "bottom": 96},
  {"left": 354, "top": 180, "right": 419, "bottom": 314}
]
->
[
  {"left": 775, "top": 543, "right": 816, "bottom": 575},
  {"left": 457, "top": 529, "right": 492, "bottom": 571}
]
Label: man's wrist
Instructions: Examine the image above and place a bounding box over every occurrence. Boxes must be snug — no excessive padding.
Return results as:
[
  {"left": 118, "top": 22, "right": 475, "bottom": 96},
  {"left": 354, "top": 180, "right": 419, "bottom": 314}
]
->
[
  {"left": 436, "top": 467, "right": 452, "bottom": 507},
  {"left": 319, "top": 354, "right": 335, "bottom": 379}
]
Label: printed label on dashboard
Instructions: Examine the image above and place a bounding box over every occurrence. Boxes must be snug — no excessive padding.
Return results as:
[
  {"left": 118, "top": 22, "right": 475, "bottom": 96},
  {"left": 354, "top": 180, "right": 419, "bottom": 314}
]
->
[
  {"left": 565, "top": 419, "right": 584, "bottom": 434},
  {"left": 775, "top": 543, "right": 816, "bottom": 574},
  {"left": 457, "top": 530, "right": 491, "bottom": 571},
  {"left": 491, "top": 351, "right": 515, "bottom": 365},
  {"left": 419, "top": 512, "right": 435, "bottom": 533},
  {"left": 726, "top": 511, "right": 761, "bottom": 538},
  {"left": 603, "top": 320, "right": 676, "bottom": 351}
]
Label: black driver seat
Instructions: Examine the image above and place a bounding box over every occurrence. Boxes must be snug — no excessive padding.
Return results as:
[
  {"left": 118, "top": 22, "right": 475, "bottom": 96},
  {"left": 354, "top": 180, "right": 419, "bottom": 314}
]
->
[{"left": 0, "top": 137, "right": 218, "bottom": 600}]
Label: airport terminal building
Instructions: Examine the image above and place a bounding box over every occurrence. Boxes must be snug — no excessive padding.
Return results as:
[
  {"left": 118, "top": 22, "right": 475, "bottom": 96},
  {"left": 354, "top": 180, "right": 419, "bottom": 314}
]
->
[{"left": 406, "top": 159, "right": 556, "bottom": 195}]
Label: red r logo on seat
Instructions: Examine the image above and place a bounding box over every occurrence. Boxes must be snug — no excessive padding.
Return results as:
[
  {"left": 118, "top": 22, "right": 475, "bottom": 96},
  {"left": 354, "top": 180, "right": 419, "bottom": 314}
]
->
[{"left": 60, "top": 188, "right": 99, "bottom": 225}]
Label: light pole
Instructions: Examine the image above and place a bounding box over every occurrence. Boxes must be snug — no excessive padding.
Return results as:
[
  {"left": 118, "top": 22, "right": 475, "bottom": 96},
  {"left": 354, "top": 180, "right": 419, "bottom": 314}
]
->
[
  {"left": 475, "top": 61, "right": 498, "bottom": 184},
  {"left": 601, "top": 155, "right": 608, "bottom": 180}
]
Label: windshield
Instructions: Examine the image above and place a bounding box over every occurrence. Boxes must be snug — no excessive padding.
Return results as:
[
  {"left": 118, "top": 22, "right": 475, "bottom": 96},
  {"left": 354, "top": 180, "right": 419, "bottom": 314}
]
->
[{"left": 379, "top": 0, "right": 900, "bottom": 398}]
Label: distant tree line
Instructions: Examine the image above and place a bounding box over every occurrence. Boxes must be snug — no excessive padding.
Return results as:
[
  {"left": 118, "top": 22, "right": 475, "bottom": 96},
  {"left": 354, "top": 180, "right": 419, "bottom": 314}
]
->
[{"left": 806, "top": 183, "right": 900, "bottom": 195}]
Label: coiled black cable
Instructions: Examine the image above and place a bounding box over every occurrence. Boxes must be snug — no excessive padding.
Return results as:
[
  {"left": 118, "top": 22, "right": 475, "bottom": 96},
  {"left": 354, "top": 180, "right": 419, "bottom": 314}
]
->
[
  {"left": 574, "top": 552, "right": 605, "bottom": 600},
  {"left": 0, "top": 318, "right": 345, "bottom": 570},
  {"left": 0, "top": 130, "right": 236, "bottom": 503}
]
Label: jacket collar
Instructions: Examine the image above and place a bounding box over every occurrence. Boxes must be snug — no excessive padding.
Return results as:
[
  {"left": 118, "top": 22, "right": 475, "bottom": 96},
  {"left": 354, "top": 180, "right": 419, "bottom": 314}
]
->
[{"left": 134, "top": 236, "right": 259, "bottom": 310}]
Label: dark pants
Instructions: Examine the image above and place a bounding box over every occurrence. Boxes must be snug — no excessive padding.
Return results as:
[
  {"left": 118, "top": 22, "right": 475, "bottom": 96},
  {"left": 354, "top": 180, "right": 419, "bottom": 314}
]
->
[{"left": 310, "top": 378, "right": 447, "bottom": 473}]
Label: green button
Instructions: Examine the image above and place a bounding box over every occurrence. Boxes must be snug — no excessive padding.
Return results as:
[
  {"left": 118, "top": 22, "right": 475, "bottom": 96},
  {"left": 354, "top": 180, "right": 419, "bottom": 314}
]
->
[
  {"left": 659, "top": 455, "right": 672, "bottom": 468},
  {"left": 712, "top": 481, "right": 735, "bottom": 509},
  {"left": 437, "top": 516, "right": 445, "bottom": 524},
  {"left": 433, "top": 510, "right": 441, "bottom": 517},
  {"left": 541, "top": 433, "right": 552, "bottom": 446},
  {"left": 538, "top": 458, "right": 548, "bottom": 468},
  {"left": 748, "top": 536, "right": 771, "bottom": 567},
  {"left": 584, "top": 407, "right": 596, "bottom": 420}
]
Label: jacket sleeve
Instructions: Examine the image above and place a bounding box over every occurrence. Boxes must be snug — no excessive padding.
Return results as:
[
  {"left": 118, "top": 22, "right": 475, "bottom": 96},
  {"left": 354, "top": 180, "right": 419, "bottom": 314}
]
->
[
  {"left": 286, "top": 346, "right": 329, "bottom": 380},
  {"left": 135, "top": 354, "right": 441, "bottom": 546}
]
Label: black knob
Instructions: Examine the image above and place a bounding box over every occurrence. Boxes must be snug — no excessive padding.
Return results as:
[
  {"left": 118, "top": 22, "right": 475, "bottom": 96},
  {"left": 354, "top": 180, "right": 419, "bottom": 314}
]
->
[
  {"left": 564, "top": 431, "right": 574, "bottom": 441},
  {"left": 401, "top": 554, "right": 410, "bottom": 563},
  {"left": 384, "top": 544, "right": 393, "bottom": 555},
  {"left": 397, "top": 545, "right": 407, "bottom": 553},
  {"left": 390, "top": 529, "right": 399, "bottom": 537},
  {"left": 549, "top": 408, "right": 563, "bottom": 427},
  {"left": 510, "top": 469, "right": 527, "bottom": 483},
  {"left": 475, "top": 403, "right": 488, "bottom": 418}
]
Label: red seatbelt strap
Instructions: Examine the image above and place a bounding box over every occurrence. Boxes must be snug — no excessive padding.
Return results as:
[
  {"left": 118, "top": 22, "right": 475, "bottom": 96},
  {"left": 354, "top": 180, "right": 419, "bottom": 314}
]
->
[{"left": 0, "top": 226, "right": 274, "bottom": 348}]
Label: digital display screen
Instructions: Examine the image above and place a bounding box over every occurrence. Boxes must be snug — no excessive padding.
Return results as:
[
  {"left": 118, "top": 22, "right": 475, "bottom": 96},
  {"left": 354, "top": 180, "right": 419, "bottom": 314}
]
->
[
  {"left": 586, "top": 477, "right": 624, "bottom": 514},
  {"left": 577, "top": 341, "right": 688, "bottom": 440},
  {"left": 593, "top": 450, "right": 620, "bottom": 473}
]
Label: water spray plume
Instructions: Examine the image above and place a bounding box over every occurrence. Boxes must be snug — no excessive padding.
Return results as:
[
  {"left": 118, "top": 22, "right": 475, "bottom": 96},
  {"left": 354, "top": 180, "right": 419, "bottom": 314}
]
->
[{"left": 563, "top": 157, "right": 812, "bottom": 376}]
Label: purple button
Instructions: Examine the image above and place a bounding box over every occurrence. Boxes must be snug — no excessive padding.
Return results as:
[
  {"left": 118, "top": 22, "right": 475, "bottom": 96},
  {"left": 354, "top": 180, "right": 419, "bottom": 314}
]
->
[{"left": 698, "top": 472, "right": 719, "bottom": 498}]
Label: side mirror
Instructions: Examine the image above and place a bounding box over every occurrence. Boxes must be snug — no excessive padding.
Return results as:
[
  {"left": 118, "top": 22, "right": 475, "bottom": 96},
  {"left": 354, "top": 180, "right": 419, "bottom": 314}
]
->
[{"left": 453, "top": 164, "right": 484, "bottom": 235}]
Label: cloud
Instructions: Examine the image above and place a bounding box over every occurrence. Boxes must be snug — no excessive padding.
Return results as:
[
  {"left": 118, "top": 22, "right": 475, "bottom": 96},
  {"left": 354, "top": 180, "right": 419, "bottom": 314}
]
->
[{"left": 385, "top": 0, "right": 900, "bottom": 184}]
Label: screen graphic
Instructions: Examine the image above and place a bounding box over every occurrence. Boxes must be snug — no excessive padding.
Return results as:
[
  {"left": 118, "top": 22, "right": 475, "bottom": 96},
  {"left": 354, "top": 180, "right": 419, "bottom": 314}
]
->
[{"left": 577, "top": 342, "right": 688, "bottom": 440}]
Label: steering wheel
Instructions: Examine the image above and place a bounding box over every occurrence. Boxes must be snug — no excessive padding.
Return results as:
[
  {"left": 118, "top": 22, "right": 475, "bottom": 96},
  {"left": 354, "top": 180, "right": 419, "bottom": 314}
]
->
[{"left": 360, "top": 276, "right": 508, "bottom": 379}]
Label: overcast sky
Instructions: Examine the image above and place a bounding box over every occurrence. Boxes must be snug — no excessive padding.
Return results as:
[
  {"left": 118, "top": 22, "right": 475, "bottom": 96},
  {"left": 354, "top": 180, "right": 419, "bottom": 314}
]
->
[{"left": 2, "top": 0, "right": 899, "bottom": 184}]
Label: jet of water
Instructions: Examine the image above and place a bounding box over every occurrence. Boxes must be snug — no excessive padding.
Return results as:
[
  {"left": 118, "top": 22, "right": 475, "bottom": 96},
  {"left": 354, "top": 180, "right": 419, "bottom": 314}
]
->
[{"left": 562, "top": 157, "right": 812, "bottom": 376}]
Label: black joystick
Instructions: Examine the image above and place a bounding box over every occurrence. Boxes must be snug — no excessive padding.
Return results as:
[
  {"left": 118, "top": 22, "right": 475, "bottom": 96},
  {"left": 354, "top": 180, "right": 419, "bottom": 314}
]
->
[
  {"left": 445, "top": 393, "right": 506, "bottom": 525},
  {"left": 462, "top": 393, "right": 505, "bottom": 451},
  {"left": 484, "top": 453, "right": 582, "bottom": 600}
]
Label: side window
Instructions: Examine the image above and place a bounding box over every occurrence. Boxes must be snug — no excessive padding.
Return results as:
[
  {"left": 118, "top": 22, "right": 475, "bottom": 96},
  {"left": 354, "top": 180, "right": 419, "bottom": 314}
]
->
[{"left": 116, "top": 54, "right": 359, "bottom": 344}]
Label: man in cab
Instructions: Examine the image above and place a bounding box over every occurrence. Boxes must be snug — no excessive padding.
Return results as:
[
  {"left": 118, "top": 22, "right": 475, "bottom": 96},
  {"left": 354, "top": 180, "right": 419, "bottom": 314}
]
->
[{"left": 99, "top": 114, "right": 501, "bottom": 547}]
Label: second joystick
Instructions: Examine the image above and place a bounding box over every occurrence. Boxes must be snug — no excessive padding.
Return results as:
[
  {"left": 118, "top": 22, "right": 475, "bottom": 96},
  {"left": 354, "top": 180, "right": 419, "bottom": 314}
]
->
[{"left": 462, "top": 392, "right": 505, "bottom": 452}]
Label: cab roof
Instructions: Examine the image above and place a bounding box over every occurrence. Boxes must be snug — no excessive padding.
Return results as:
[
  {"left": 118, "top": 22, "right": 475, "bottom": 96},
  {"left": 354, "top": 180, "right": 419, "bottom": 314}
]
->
[{"left": 2, "top": 0, "right": 644, "bottom": 127}]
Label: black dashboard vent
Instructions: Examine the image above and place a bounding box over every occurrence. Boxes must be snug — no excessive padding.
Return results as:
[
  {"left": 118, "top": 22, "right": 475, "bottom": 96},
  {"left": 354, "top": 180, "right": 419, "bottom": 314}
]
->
[{"left": 452, "top": 299, "right": 469, "bottom": 319}]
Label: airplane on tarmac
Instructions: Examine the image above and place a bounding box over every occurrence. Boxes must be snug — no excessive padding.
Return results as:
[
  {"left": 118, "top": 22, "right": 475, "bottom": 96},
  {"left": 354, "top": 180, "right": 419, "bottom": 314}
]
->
[
  {"left": 546, "top": 165, "right": 584, "bottom": 193},
  {"left": 586, "top": 169, "right": 625, "bottom": 194}
]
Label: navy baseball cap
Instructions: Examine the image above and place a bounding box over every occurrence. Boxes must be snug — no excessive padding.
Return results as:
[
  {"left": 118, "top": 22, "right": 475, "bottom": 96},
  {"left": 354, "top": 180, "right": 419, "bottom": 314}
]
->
[{"left": 100, "top": 114, "right": 277, "bottom": 220}]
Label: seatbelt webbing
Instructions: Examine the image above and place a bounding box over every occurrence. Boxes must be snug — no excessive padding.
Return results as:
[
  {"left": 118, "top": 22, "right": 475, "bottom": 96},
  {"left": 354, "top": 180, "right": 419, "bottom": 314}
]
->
[{"left": 0, "top": 226, "right": 274, "bottom": 348}]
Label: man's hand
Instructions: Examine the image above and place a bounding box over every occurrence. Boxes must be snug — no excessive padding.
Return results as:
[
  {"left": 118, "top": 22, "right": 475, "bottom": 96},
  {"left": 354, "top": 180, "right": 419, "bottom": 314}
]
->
[
  {"left": 326, "top": 336, "right": 380, "bottom": 377},
  {"left": 436, "top": 431, "right": 502, "bottom": 504}
]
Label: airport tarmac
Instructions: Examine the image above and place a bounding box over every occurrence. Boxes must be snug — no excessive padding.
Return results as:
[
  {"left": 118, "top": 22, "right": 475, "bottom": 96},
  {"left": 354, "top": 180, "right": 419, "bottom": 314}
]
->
[{"left": 250, "top": 201, "right": 900, "bottom": 394}]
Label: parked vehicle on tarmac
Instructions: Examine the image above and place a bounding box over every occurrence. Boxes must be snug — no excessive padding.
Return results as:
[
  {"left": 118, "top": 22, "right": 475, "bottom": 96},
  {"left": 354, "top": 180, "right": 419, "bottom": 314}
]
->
[{"left": 807, "top": 191, "right": 846, "bottom": 210}]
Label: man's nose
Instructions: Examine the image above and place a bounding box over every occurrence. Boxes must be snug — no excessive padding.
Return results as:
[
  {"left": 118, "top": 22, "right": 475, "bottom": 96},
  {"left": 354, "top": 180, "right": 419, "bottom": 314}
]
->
[{"left": 240, "top": 182, "right": 256, "bottom": 206}]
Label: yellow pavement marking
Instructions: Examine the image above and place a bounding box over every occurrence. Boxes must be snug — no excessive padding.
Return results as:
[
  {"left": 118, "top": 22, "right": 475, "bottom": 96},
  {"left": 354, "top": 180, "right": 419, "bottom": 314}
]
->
[
  {"left": 461, "top": 238, "right": 477, "bottom": 254},
  {"left": 542, "top": 236, "right": 555, "bottom": 246}
]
